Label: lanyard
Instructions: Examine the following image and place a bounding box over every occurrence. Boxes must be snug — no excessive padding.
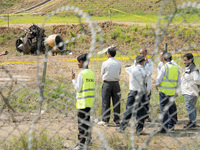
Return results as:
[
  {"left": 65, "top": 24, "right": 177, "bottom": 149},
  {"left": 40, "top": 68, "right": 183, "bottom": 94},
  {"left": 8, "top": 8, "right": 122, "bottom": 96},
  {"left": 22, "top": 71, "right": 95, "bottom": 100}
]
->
[{"left": 144, "top": 61, "right": 147, "bottom": 67}]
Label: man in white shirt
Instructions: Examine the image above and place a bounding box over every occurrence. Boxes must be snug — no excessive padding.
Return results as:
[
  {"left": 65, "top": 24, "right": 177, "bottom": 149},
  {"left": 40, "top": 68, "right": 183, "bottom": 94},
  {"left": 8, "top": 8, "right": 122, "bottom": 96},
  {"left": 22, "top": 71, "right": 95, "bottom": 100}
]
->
[
  {"left": 181, "top": 53, "right": 200, "bottom": 129},
  {"left": 115, "top": 55, "right": 148, "bottom": 135},
  {"left": 155, "top": 52, "right": 181, "bottom": 133},
  {"left": 134, "top": 48, "right": 153, "bottom": 122},
  {"left": 98, "top": 47, "right": 121, "bottom": 126}
]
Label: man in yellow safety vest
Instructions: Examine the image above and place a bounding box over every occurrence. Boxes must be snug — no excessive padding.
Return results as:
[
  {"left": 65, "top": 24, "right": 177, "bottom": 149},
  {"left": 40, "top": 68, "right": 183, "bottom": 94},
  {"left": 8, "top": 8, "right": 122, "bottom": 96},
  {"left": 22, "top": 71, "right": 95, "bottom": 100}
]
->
[
  {"left": 71, "top": 53, "right": 95, "bottom": 150},
  {"left": 155, "top": 52, "right": 181, "bottom": 133}
]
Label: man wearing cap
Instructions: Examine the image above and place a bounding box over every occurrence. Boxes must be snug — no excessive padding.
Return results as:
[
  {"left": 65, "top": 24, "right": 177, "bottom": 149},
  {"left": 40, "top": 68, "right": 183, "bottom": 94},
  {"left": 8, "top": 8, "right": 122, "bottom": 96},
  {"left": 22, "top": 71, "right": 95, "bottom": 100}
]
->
[
  {"left": 71, "top": 53, "right": 95, "bottom": 150},
  {"left": 115, "top": 55, "right": 148, "bottom": 135},
  {"left": 155, "top": 52, "right": 181, "bottom": 133},
  {"left": 134, "top": 48, "right": 153, "bottom": 122},
  {"left": 98, "top": 47, "right": 121, "bottom": 126},
  {"left": 181, "top": 53, "right": 200, "bottom": 129}
]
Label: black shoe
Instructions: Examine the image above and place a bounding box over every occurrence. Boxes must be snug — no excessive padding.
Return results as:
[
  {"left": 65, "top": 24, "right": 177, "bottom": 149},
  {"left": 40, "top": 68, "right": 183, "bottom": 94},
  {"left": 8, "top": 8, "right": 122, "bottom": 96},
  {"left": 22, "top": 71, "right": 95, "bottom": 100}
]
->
[
  {"left": 183, "top": 122, "right": 196, "bottom": 129},
  {"left": 114, "top": 121, "right": 121, "bottom": 126},
  {"left": 136, "top": 129, "right": 143, "bottom": 135},
  {"left": 157, "top": 129, "right": 167, "bottom": 134},
  {"left": 115, "top": 128, "right": 124, "bottom": 133}
]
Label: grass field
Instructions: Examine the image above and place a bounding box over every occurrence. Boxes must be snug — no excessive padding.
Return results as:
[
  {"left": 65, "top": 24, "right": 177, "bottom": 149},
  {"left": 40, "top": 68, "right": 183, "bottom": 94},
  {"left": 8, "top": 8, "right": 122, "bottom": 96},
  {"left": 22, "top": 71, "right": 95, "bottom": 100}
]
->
[
  {"left": 1, "top": 0, "right": 200, "bottom": 25},
  {"left": 1, "top": 0, "right": 200, "bottom": 149},
  {"left": 1, "top": 9, "right": 200, "bottom": 25}
]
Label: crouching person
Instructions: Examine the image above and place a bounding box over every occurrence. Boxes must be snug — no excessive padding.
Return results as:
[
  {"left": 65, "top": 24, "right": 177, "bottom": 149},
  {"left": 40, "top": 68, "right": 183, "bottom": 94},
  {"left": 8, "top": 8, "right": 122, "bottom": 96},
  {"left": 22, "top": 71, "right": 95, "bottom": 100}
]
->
[
  {"left": 115, "top": 55, "right": 148, "bottom": 135},
  {"left": 72, "top": 53, "right": 95, "bottom": 150}
]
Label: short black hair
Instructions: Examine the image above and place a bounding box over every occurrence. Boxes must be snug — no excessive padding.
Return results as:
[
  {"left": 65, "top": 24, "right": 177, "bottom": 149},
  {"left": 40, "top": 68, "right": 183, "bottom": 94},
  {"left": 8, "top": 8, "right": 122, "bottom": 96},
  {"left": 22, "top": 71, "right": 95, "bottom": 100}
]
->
[
  {"left": 136, "top": 55, "right": 145, "bottom": 64},
  {"left": 162, "top": 51, "right": 172, "bottom": 62},
  {"left": 77, "top": 53, "right": 88, "bottom": 62},
  {"left": 183, "top": 53, "right": 194, "bottom": 62},
  {"left": 107, "top": 47, "right": 116, "bottom": 57}
]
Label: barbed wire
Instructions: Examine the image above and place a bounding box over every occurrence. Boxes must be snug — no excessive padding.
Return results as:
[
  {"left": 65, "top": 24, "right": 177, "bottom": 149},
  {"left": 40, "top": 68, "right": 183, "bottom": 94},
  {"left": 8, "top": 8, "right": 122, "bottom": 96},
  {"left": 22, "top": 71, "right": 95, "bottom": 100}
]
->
[{"left": 1, "top": 1, "right": 200, "bottom": 150}]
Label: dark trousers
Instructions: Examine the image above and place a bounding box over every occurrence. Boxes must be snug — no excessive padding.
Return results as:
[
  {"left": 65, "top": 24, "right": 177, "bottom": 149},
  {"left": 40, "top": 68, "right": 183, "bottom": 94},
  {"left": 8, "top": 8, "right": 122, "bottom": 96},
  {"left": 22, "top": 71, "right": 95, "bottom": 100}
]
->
[
  {"left": 101, "top": 81, "right": 121, "bottom": 123},
  {"left": 120, "top": 91, "right": 147, "bottom": 132},
  {"left": 77, "top": 107, "right": 91, "bottom": 145},
  {"left": 159, "top": 92, "right": 177, "bottom": 130},
  {"left": 145, "top": 91, "right": 151, "bottom": 118}
]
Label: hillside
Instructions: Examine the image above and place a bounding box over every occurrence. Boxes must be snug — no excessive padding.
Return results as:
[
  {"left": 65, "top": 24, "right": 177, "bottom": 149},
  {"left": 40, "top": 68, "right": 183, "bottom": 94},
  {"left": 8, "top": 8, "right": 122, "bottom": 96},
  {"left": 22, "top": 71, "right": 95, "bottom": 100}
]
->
[
  {"left": 0, "top": 0, "right": 200, "bottom": 57},
  {"left": 1, "top": 0, "right": 199, "bottom": 15}
]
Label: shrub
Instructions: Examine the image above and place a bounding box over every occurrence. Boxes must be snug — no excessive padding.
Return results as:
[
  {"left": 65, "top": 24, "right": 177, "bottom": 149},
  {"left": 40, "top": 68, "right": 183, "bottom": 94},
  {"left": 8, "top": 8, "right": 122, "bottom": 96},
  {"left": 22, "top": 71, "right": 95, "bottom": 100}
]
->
[{"left": 111, "top": 27, "right": 121, "bottom": 40}]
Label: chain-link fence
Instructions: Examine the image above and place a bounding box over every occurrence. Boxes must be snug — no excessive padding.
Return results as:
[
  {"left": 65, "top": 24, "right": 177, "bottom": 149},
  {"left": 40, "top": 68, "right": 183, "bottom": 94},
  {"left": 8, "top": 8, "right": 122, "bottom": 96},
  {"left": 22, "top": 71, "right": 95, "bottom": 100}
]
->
[{"left": 1, "top": 1, "right": 200, "bottom": 149}]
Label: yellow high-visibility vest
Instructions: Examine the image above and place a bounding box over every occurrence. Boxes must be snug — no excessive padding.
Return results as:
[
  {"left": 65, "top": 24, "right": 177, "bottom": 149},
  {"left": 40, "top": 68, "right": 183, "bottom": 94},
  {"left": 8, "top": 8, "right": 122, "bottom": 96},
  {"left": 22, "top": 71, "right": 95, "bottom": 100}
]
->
[
  {"left": 159, "top": 63, "right": 179, "bottom": 96},
  {"left": 76, "top": 69, "right": 95, "bottom": 109}
]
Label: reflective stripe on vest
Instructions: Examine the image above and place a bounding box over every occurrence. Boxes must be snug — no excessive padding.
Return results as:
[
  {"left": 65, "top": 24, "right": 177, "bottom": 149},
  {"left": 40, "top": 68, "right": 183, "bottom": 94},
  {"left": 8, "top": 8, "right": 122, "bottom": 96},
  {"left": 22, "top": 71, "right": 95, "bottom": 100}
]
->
[
  {"left": 159, "top": 64, "right": 179, "bottom": 96},
  {"left": 76, "top": 69, "right": 95, "bottom": 109}
]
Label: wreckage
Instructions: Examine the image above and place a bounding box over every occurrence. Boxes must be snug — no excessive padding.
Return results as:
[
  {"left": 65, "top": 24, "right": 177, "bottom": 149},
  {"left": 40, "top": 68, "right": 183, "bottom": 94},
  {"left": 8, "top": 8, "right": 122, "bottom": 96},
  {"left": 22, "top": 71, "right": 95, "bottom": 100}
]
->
[{"left": 16, "top": 24, "right": 65, "bottom": 54}]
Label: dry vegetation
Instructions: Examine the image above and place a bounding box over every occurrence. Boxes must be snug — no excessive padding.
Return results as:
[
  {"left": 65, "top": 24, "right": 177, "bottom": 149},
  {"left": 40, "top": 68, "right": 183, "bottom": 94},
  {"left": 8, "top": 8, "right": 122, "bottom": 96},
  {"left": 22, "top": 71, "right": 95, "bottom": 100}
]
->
[{"left": 1, "top": 0, "right": 200, "bottom": 149}]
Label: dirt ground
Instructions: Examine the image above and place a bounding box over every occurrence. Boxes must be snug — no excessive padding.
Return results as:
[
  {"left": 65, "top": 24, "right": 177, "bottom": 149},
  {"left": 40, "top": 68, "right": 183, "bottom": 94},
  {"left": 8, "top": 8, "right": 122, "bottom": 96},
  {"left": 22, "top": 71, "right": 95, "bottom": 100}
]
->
[
  {"left": 1, "top": 52, "right": 200, "bottom": 149},
  {"left": 0, "top": 109, "right": 200, "bottom": 149},
  {"left": 0, "top": 22, "right": 200, "bottom": 149}
]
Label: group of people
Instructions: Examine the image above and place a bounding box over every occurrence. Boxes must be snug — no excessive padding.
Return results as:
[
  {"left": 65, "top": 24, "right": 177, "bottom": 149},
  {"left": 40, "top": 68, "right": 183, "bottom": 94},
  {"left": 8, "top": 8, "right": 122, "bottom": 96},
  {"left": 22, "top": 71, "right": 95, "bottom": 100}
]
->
[{"left": 71, "top": 47, "right": 200, "bottom": 150}]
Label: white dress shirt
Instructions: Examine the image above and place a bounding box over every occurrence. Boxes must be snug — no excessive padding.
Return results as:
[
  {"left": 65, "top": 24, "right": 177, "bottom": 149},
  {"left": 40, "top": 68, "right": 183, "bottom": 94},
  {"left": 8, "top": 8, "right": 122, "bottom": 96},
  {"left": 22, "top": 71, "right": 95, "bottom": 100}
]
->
[
  {"left": 181, "top": 70, "right": 200, "bottom": 96},
  {"left": 72, "top": 70, "right": 83, "bottom": 92},
  {"left": 134, "top": 59, "right": 153, "bottom": 93},
  {"left": 101, "top": 57, "right": 121, "bottom": 81},
  {"left": 155, "top": 62, "right": 181, "bottom": 91},
  {"left": 157, "top": 60, "right": 183, "bottom": 73},
  {"left": 125, "top": 64, "right": 147, "bottom": 92}
]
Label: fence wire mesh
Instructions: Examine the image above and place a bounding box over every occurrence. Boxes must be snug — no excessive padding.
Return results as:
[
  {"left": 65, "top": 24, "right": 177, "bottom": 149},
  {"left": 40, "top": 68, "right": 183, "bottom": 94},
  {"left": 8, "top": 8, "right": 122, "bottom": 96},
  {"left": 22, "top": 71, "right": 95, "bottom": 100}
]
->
[{"left": 1, "top": 1, "right": 200, "bottom": 150}]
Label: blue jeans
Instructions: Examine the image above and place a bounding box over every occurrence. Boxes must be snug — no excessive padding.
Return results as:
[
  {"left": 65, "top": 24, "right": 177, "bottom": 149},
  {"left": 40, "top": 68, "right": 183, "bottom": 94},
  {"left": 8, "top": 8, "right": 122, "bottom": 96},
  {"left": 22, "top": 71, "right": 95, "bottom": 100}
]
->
[
  {"left": 159, "top": 92, "right": 177, "bottom": 131},
  {"left": 120, "top": 91, "right": 147, "bottom": 132},
  {"left": 184, "top": 94, "right": 197, "bottom": 123}
]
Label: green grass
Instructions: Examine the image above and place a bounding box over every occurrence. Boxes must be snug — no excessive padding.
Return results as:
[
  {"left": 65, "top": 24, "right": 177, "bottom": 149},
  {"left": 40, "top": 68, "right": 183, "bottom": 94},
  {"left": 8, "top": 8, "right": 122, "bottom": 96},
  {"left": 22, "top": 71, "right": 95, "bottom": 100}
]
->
[
  {"left": 2, "top": 130, "right": 63, "bottom": 150},
  {"left": 0, "top": 13, "right": 158, "bottom": 25},
  {"left": 43, "top": 76, "right": 75, "bottom": 111},
  {"left": 108, "top": 134, "right": 132, "bottom": 150},
  {"left": 93, "top": 13, "right": 158, "bottom": 23},
  {"left": 1, "top": 11, "right": 200, "bottom": 25},
  {"left": 8, "top": 87, "right": 39, "bottom": 112},
  {"left": 0, "top": 33, "right": 14, "bottom": 44},
  {"left": 0, "top": 2, "right": 14, "bottom": 8},
  {"left": 0, "top": 15, "right": 80, "bottom": 25},
  {"left": 7, "top": 76, "right": 75, "bottom": 113},
  {"left": 1, "top": 0, "right": 200, "bottom": 25}
]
